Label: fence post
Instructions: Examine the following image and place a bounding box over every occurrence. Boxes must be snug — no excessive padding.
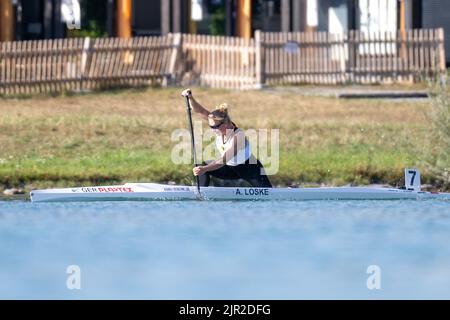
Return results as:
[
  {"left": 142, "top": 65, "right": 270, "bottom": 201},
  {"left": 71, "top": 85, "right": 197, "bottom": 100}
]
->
[
  {"left": 80, "top": 37, "right": 92, "bottom": 91},
  {"left": 347, "top": 30, "right": 354, "bottom": 83},
  {"left": 255, "top": 30, "right": 265, "bottom": 89},
  {"left": 340, "top": 32, "right": 347, "bottom": 82},
  {"left": 437, "top": 28, "right": 446, "bottom": 72},
  {"left": 0, "top": 42, "right": 4, "bottom": 95},
  {"left": 166, "top": 33, "right": 183, "bottom": 86}
]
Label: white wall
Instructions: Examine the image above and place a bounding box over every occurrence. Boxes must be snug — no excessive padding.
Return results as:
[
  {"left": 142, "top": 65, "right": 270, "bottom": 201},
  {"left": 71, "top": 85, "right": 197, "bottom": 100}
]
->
[
  {"left": 358, "top": 0, "right": 397, "bottom": 34},
  {"left": 358, "top": 0, "right": 397, "bottom": 55}
]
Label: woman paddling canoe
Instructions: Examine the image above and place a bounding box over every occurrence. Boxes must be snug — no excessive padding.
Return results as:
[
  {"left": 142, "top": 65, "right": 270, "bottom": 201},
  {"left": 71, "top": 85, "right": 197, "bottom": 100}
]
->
[{"left": 181, "top": 89, "right": 273, "bottom": 188}]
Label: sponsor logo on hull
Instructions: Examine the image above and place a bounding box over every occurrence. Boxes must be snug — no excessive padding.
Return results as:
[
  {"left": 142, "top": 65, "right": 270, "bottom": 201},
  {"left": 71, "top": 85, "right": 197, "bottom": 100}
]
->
[
  {"left": 163, "top": 187, "right": 191, "bottom": 192},
  {"left": 71, "top": 187, "right": 135, "bottom": 193}
]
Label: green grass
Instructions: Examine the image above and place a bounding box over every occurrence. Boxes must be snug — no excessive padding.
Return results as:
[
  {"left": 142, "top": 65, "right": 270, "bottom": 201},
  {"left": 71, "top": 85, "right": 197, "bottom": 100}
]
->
[
  {"left": 0, "top": 147, "right": 421, "bottom": 189},
  {"left": 0, "top": 87, "right": 448, "bottom": 191}
]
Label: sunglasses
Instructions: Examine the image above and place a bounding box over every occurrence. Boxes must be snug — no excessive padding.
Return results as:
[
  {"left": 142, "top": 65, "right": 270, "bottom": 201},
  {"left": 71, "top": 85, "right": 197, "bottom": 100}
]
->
[{"left": 209, "top": 121, "right": 224, "bottom": 129}]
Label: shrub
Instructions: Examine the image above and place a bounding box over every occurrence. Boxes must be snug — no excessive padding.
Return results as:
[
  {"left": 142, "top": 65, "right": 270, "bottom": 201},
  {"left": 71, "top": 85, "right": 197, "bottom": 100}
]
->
[{"left": 425, "top": 73, "right": 450, "bottom": 187}]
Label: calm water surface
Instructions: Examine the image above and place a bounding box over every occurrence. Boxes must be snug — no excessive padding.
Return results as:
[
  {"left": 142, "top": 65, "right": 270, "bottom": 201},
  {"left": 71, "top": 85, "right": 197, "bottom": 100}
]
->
[{"left": 1, "top": 199, "right": 450, "bottom": 299}]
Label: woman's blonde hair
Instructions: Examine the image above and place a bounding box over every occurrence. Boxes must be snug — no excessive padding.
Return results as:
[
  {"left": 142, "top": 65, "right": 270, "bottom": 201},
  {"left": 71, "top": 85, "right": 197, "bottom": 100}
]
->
[{"left": 208, "top": 103, "right": 230, "bottom": 122}]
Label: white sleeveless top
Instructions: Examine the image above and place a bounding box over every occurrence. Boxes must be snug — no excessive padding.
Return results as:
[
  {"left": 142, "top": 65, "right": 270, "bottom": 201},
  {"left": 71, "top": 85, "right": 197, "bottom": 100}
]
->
[{"left": 216, "top": 128, "right": 251, "bottom": 166}]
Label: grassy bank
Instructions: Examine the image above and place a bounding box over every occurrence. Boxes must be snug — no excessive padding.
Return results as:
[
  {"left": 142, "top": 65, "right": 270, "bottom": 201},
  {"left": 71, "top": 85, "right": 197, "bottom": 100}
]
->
[{"left": 0, "top": 87, "right": 447, "bottom": 191}]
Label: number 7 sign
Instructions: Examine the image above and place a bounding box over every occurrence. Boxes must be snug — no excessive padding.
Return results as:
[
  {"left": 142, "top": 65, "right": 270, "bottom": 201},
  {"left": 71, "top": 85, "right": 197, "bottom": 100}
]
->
[{"left": 405, "top": 168, "right": 421, "bottom": 191}]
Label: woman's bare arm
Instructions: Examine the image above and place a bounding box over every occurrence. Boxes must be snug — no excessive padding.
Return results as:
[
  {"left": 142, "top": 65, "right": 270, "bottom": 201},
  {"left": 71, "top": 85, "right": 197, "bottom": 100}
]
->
[
  {"left": 189, "top": 96, "right": 210, "bottom": 120},
  {"left": 193, "top": 133, "right": 247, "bottom": 176},
  {"left": 182, "top": 89, "right": 210, "bottom": 120},
  {"left": 203, "top": 134, "right": 244, "bottom": 172}
]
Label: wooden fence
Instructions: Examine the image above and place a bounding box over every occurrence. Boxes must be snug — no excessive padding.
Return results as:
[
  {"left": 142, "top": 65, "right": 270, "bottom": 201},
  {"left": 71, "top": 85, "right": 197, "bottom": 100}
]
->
[
  {"left": 0, "top": 29, "right": 446, "bottom": 95},
  {"left": 181, "top": 34, "right": 257, "bottom": 89},
  {"left": 0, "top": 34, "right": 180, "bottom": 95},
  {"left": 259, "top": 28, "right": 446, "bottom": 85}
]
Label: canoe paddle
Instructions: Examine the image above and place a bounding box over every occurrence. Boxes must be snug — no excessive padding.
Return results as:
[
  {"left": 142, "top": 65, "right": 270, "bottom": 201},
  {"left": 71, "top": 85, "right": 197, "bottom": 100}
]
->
[{"left": 184, "top": 95, "right": 201, "bottom": 195}]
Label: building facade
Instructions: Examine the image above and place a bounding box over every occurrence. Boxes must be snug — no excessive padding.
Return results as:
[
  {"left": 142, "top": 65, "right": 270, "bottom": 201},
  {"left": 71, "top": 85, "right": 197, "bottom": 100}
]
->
[
  {"left": 421, "top": 0, "right": 450, "bottom": 67},
  {"left": 1, "top": 0, "right": 449, "bottom": 63}
]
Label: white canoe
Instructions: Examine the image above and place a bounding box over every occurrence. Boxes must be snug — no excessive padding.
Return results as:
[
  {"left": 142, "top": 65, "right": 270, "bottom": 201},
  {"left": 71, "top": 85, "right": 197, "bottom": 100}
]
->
[
  {"left": 29, "top": 169, "right": 450, "bottom": 202},
  {"left": 30, "top": 182, "right": 450, "bottom": 202}
]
